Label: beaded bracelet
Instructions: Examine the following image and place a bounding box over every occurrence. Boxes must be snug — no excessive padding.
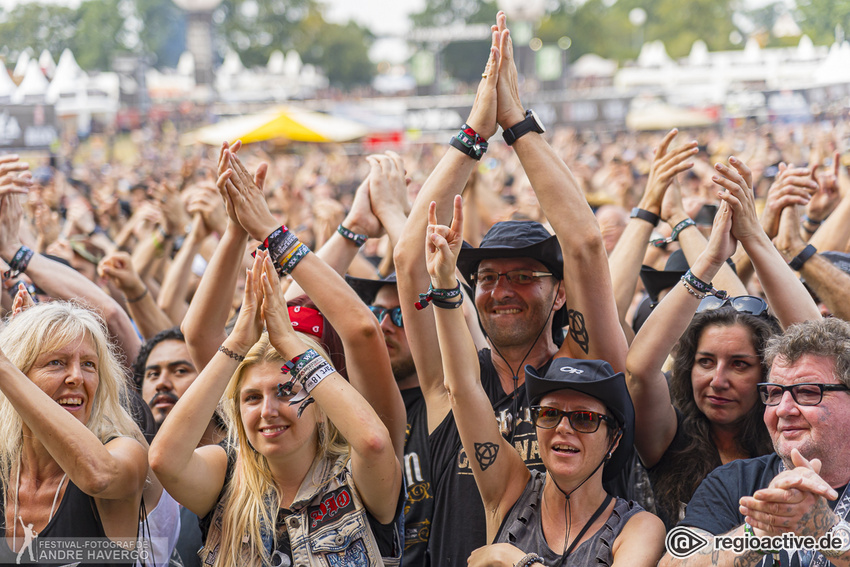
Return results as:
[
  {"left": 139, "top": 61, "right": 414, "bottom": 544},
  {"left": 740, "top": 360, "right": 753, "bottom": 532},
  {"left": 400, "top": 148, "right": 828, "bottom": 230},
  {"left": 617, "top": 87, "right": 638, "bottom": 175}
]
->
[
  {"left": 415, "top": 281, "right": 463, "bottom": 310},
  {"left": 681, "top": 269, "right": 727, "bottom": 299},
  {"left": 651, "top": 218, "right": 696, "bottom": 248},
  {"left": 4, "top": 245, "right": 34, "bottom": 280},
  {"left": 681, "top": 279, "right": 706, "bottom": 300},
  {"left": 514, "top": 553, "right": 544, "bottom": 567},
  {"left": 337, "top": 224, "right": 368, "bottom": 247}
]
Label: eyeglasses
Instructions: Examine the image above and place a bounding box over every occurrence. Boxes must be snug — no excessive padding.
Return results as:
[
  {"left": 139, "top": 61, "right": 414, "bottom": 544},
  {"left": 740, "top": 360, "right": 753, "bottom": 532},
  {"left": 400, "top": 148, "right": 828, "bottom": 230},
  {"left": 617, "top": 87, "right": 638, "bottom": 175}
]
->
[
  {"left": 369, "top": 305, "right": 403, "bottom": 328},
  {"left": 757, "top": 382, "right": 850, "bottom": 406},
  {"left": 472, "top": 269, "right": 554, "bottom": 290},
  {"left": 697, "top": 295, "right": 769, "bottom": 317},
  {"left": 529, "top": 406, "right": 616, "bottom": 432}
]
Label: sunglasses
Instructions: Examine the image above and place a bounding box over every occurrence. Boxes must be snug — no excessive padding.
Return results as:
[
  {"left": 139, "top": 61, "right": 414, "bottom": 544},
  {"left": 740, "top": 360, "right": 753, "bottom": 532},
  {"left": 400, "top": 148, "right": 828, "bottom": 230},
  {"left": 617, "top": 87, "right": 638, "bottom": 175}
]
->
[
  {"left": 472, "top": 269, "right": 554, "bottom": 290},
  {"left": 757, "top": 382, "right": 850, "bottom": 406},
  {"left": 529, "top": 406, "right": 616, "bottom": 433},
  {"left": 369, "top": 305, "right": 403, "bottom": 328},
  {"left": 697, "top": 295, "right": 769, "bottom": 317}
]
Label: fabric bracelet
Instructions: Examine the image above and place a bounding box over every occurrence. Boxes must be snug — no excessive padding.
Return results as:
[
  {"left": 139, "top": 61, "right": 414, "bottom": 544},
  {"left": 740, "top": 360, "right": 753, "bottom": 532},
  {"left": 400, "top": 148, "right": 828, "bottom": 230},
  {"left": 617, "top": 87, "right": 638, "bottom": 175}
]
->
[
  {"left": 254, "top": 226, "right": 298, "bottom": 265},
  {"left": 4, "top": 245, "right": 34, "bottom": 280},
  {"left": 450, "top": 124, "right": 488, "bottom": 161},
  {"left": 788, "top": 244, "right": 817, "bottom": 271},
  {"left": 415, "top": 280, "right": 462, "bottom": 310},
  {"left": 337, "top": 224, "right": 368, "bottom": 247},
  {"left": 681, "top": 269, "right": 727, "bottom": 299},
  {"left": 280, "top": 242, "right": 310, "bottom": 276},
  {"left": 651, "top": 218, "right": 696, "bottom": 248}
]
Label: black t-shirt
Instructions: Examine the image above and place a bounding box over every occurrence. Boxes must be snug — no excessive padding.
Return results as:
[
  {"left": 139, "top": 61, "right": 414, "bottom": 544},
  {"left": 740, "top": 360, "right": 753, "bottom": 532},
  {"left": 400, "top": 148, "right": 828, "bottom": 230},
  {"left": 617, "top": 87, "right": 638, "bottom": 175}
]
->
[
  {"left": 401, "top": 387, "right": 433, "bottom": 567},
  {"left": 682, "top": 453, "right": 847, "bottom": 567}
]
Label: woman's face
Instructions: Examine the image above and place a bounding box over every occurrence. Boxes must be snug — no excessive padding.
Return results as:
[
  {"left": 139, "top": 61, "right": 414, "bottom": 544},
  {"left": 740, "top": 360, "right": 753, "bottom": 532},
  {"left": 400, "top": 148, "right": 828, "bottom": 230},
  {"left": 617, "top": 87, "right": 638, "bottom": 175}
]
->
[
  {"left": 27, "top": 333, "right": 100, "bottom": 425},
  {"left": 691, "top": 323, "right": 762, "bottom": 429},
  {"left": 239, "top": 361, "right": 319, "bottom": 460},
  {"left": 536, "top": 390, "right": 617, "bottom": 486}
]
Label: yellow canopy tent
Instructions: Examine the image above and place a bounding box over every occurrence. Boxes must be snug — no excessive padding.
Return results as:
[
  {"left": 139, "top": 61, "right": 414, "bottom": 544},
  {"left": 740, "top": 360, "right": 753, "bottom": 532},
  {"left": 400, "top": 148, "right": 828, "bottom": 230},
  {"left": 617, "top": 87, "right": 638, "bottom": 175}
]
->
[{"left": 184, "top": 105, "right": 370, "bottom": 145}]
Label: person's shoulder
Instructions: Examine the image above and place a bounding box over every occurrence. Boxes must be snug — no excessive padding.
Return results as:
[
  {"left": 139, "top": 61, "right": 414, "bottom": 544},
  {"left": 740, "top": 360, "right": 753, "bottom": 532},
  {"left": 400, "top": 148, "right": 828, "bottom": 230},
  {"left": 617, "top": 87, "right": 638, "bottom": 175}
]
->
[{"left": 708, "top": 453, "right": 780, "bottom": 479}]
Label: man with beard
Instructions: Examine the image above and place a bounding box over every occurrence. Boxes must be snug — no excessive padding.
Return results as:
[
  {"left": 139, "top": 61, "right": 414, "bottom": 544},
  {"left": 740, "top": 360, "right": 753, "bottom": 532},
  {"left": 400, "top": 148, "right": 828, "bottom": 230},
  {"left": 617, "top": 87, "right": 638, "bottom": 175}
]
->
[
  {"left": 393, "top": 13, "right": 628, "bottom": 566},
  {"left": 347, "top": 273, "right": 433, "bottom": 567},
  {"left": 132, "top": 328, "right": 223, "bottom": 567}
]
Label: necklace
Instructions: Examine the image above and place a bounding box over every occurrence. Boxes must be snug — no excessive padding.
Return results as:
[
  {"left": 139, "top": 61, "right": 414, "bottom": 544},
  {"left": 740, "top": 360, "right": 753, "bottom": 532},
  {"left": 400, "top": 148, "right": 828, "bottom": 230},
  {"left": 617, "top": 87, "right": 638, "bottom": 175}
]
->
[{"left": 11, "top": 456, "right": 67, "bottom": 552}]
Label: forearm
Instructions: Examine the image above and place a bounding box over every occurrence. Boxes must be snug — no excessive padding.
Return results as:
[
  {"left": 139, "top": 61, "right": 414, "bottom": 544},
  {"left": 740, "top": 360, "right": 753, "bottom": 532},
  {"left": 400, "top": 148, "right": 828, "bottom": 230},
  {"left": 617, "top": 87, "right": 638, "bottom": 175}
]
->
[
  {"left": 157, "top": 223, "right": 205, "bottom": 325},
  {"left": 182, "top": 224, "right": 248, "bottom": 368},
  {"left": 809, "top": 195, "right": 850, "bottom": 252},
  {"left": 658, "top": 526, "right": 763, "bottom": 567},
  {"left": 800, "top": 255, "right": 850, "bottom": 320},
  {"left": 676, "top": 216, "right": 748, "bottom": 297},
  {"left": 743, "top": 233, "right": 820, "bottom": 327},
  {"left": 126, "top": 291, "right": 173, "bottom": 340},
  {"left": 608, "top": 217, "right": 655, "bottom": 326},
  {"left": 284, "top": 232, "right": 359, "bottom": 300},
  {"left": 131, "top": 231, "right": 166, "bottom": 279}
]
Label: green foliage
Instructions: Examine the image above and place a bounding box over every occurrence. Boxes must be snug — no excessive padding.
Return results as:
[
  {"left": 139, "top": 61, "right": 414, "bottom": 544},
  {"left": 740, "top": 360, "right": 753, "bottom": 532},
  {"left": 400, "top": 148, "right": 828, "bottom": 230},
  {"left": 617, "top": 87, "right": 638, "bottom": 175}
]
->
[
  {"left": 71, "top": 0, "right": 129, "bottom": 70},
  {"left": 297, "top": 20, "right": 375, "bottom": 88},
  {"left": 216, "top": 0, "right": 314, "bottom": 67},
  {"left": 0, "top": 3, "right": 78, "bottom": 62},
  {"left": 796, "top": 0, "right": 850, "bottom": 44}
]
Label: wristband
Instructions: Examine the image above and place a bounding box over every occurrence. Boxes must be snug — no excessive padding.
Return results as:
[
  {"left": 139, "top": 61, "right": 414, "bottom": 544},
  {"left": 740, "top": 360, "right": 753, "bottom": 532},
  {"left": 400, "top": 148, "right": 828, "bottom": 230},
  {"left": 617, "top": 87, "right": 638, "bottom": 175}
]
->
[
  {"left": 514, "top": 553, "right": 544, "bottom": 567},
  {"left": 681, "top": 279, "right": 706, "bottom": 300},
  {"left": 681, "top": 269, "right": 727, "bottom": 299},
  {"left": 802, "top": 214, "right": 823, "bottom": 226},
  {"left": 255, "top": 226, "right": 299, "bottom": 265},
  {"left": 4, "top": 245, "right": 34, "bottom": 280},
  {"left": 789, "top": 244, "right": 817, "bottom": 271},
  {"left": 450, "top": 124, "right": 489, "bottom": 161},
  {"left": 337, "top": 224, "right": 368, "bottom": 247},
  {"left": 630, "top": 207, "right": 660, "bottom": 227},
  {"left": 415, "top": 281, "right": 462, "bottom": 310},
  {"left": 650, "top": 218, "right": 696, "bottom": 248},
  {"left": 449, "top": 137, "right": 488, "bottom": 161},
  {"left": 218, "top": 345, "right": 246, "bottom": 362},
  {"left": 126, "top": 287, "right": 149, "bottom": 304},
  {"left": 280, "top": 242, "right": 310, "bottom": 276}
]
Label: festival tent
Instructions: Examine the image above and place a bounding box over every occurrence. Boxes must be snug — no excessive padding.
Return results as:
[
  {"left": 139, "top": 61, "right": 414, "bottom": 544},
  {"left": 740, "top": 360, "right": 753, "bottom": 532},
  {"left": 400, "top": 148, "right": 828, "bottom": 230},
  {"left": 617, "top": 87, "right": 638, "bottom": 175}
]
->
[
  {"left": 184, "top": 105, "right": 370, "bottom": 145},
  {"left": 626, "top": 102, "right": 717, "bottom": 131},
  {"left": 12, "top": 60, "right": 49, "bottom": 103},
  {"left": 46, "top": 49, "right": 85, "bottom": 103},
  {"left": 0, "top": 67, "right": 17, "bottom": 98}
]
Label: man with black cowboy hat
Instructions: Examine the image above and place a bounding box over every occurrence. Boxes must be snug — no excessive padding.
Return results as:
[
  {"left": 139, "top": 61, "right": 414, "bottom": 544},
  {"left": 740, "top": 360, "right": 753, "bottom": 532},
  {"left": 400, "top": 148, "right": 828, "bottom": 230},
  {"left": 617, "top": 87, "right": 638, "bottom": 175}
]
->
[
  {"left": 346, "top": 272, "right": 434, "bottom": 567},
  {"left": 394, "top": 12, "right": 628, "bottom": 566}
]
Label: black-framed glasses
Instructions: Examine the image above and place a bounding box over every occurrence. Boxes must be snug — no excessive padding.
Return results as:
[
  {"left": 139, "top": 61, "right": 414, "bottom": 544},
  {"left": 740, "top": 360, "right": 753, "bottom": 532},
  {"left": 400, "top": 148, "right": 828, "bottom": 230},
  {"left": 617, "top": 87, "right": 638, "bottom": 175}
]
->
[
  {"left": 472, "top": 269, "right": 554, "bottom": 289},
  {"left": 369, "top": 305, "right": 403, "bottom": 328},
  {"left": 757, "top": 382, "right": 850, "bottom": 406},
  {"left": 697, "top": 295, "right": 769, "bottom": 317},
  {"left": 529, "top": 406, "right": 616, "bottom": 432}
]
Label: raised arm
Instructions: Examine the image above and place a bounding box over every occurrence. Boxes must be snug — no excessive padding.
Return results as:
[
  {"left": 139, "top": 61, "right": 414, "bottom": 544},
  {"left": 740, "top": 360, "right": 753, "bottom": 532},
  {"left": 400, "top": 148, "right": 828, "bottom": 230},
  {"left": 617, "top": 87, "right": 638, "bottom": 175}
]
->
[
  {"left": 150, "top": 252, "right": 264, "bottom": 516},
  {"left": 98, "top": 250, "right": 172, "bottom": 339},
  {"left": 393, "top": 29, "right": 502, "bottom": 432},
  {"left": 427, "top": 195, "right": 529, "bottom": 538},
  {"left": 182, "top": 142, "right": 263, "bottom": 368},
  {"left": 222, "top": 150, "right": 406, "bottom": 460},
  {"left": 494, "top": 14, "right": 626, "bottom": 368},
  {"left": 713, "top": 157, "right": 820, "bottom": 326},
  {"left": 0, "top": 194, "right": 142, "bottom": 363},
  {"left": 608, "top": 129, "right": 697, "bottom": 342},
  {"left": 261, "top": 253, "right": 402, "bottom": 524},
  {"left": 626, "top": 201, "right": 738, "bottom": 467}
]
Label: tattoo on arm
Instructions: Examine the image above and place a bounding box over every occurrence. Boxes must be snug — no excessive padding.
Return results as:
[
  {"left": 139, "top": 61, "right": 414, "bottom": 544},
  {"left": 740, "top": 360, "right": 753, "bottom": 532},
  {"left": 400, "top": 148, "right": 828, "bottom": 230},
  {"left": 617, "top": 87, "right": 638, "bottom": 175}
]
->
[
  {"left": 474, "top": 442, "right": 499, "bottom": 471},
  {"left": 568, "top": 309, "right": 589, "bottom": 354}
]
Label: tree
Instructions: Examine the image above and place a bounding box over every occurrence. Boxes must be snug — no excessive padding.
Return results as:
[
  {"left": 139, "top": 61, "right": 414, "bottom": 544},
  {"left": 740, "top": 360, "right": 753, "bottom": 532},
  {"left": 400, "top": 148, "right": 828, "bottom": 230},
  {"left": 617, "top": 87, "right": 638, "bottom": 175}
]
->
[
  {"left": 796, "top": 0, "right": 850, "bottom": 44},
  {"left": 71, "top": 0, "right": 131, "bottom": 70},
  {"left": 296, "top": 19, "right": 375, "bottom": 88},
  {"left": 0, "top": 3, "right": 78, "bottom": 63}
]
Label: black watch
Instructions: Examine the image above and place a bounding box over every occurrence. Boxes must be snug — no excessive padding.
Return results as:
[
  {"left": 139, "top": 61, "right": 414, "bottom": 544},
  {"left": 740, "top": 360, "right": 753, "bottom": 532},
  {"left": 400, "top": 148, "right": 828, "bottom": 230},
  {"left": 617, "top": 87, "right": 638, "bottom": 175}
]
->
[{"left": 502, "top": 109, "right": 545, "bottom": 146}]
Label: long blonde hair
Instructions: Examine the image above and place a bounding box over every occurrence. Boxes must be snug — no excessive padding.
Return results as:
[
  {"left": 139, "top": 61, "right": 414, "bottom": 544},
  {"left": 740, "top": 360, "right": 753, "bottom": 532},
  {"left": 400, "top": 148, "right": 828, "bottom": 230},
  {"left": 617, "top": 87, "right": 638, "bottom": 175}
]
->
[
  {"left": 0, "top": 301, "right": 143, "bottom": 490},
  {"left": 205, "top": 332, "right": 349, "bottom": 567}
]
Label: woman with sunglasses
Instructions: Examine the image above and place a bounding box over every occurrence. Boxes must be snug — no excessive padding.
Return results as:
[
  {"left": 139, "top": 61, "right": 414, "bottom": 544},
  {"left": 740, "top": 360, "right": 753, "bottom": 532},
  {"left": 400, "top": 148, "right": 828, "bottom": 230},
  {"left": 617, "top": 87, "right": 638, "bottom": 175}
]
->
[
  {"left": 426, "top": 197, "right": 664, "bottom": 566},
  {"left": 626, "top": 157, "right": 821, "bottom": 529}
]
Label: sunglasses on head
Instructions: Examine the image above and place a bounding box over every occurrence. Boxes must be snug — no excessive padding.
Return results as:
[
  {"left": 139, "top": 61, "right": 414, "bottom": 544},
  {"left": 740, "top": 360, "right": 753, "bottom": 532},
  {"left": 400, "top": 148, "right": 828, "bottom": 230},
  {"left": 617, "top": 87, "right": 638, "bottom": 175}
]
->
[
  {"left": 369, "top": 305, "right": 403, "bottom": 328},
  {"left": 529, "top": 406, "right": 616, "bottom": 433},
  {"left": 697, "top": 295, "right": 769, "bottom": 317}
]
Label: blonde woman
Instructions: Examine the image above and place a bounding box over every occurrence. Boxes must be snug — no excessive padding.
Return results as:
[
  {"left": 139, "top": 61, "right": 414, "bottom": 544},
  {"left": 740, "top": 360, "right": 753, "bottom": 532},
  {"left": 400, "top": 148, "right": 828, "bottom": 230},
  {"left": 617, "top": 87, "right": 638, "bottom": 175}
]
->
[
  {"left": 0, "top": 301, "right": 148, "bottom": 563},
  {"left": 150, "top": 251, "right": 403, "bottom": 566}
]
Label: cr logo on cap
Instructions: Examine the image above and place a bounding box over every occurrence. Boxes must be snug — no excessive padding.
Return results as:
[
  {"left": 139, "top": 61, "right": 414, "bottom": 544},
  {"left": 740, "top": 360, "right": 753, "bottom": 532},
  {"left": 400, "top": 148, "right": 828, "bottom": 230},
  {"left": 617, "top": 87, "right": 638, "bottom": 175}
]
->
[{"left": 560, "top": 367, "right": 584, "bottom": 374}]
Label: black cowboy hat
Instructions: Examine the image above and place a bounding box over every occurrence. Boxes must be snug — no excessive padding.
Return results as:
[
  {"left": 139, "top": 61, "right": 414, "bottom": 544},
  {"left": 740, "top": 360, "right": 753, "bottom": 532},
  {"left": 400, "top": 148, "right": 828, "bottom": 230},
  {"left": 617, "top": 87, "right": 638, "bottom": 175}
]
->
[
  {"left": 457, "top": 221, "right": 566, "bottom": 343},
  {"left": 639, "top": 249, "right": 688, "bottom": 305},
  {"left": 345, "top": 273, "right": 397, "bottom": 305},
  {"left": 525, "top": 357, "right": 635, "bottom": 483}
]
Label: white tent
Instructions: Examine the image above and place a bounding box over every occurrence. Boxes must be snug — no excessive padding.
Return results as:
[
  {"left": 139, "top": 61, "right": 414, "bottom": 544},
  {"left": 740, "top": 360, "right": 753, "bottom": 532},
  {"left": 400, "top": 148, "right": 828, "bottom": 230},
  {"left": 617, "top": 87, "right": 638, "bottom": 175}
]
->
[
  {"left": 637, "top": 41, "right": 673, "bottom": 67},
  {"left": 12, "top": 60, "right": 49, "bottom": 103},
  {"left": 571, "top": 53, "right": 618, "bottom": 78},
  {"left": 267, "top": 50, "right": 285, "bottom": 74},
  {"left": 46, "top": 49, "right": 85, "bottom": 103},
  {"left": 38, "top": 49, "right": 56, "bottom": 79},
  {"left": 0, "top": 68, "right": 17, "bottom": 98},
  {"left": 13, "top": 50, "right": 31, "bottom": 78}
]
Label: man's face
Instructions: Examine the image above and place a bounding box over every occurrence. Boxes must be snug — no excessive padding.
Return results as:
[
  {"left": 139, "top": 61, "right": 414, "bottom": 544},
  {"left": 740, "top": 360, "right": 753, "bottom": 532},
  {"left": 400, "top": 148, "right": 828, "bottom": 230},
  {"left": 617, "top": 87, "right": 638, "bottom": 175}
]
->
[
  {"left": 373, "top": 286, "right": 415, "bottom": 382},
  {"left": 142, "top": 339, "right": 198, "bottom": 428},
  {"left": 474, "top": 257, "right": 563, "bottom": 349},
  {"left": 764, "top": 354, "right": 850, "bottom": 464}
]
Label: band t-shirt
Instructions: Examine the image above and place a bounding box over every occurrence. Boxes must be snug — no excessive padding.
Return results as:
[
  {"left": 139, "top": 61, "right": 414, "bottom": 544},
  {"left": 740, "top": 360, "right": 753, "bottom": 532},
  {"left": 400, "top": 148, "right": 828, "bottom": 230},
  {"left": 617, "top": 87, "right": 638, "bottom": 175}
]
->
[
  {"left": 680, "top": 453, "right": 847, "bottom": 567},
  {"left": 401, "top": 387, "right": 433, "bottom": 567}
]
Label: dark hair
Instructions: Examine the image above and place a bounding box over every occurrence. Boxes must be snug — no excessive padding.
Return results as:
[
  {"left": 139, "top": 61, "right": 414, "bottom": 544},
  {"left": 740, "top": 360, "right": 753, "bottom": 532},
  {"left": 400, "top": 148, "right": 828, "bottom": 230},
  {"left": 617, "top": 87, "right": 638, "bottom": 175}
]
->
[
  {"left": 131, "top": 327, "right": 185, "bottom": 392},
  {"left": 652, "top": 307, "right": 780, "bottom": 527}
]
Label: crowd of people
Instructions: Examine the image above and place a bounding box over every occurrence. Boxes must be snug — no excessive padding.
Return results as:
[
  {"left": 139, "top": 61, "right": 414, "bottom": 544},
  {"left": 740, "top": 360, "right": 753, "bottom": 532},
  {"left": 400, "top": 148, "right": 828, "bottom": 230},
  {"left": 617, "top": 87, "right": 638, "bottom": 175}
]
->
[{"left": 1, "top": 11, "right": 850, "bottom": 567}]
